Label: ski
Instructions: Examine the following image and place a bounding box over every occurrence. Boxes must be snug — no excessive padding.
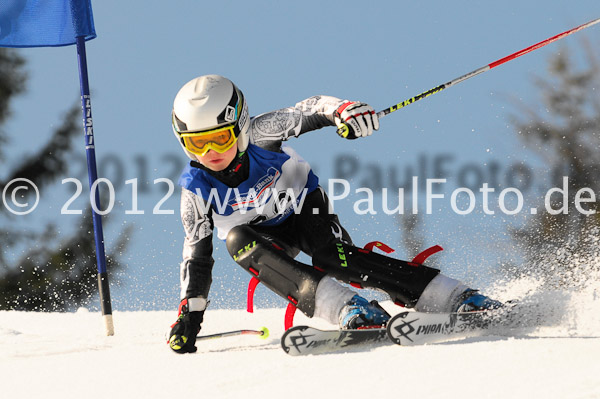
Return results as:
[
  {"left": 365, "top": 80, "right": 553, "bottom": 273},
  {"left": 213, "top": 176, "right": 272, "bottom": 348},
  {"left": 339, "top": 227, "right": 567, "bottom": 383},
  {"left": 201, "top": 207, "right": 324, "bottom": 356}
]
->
[
  {"left": 281, "top": 307, "right": 529, "bottom": 355},
  {"left": 386, "top": 309, "right": 514, "bottom": 346},
  {"left": 281, "top": 325, "right": 389, "bottom": 356}
]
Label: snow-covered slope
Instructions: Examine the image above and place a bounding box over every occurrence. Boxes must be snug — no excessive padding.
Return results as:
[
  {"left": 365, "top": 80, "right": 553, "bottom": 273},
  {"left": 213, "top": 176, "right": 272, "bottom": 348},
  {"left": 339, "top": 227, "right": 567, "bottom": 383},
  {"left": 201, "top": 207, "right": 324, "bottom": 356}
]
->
[{"left": 2, "top": 283, "right": 600, "bottom": 399}]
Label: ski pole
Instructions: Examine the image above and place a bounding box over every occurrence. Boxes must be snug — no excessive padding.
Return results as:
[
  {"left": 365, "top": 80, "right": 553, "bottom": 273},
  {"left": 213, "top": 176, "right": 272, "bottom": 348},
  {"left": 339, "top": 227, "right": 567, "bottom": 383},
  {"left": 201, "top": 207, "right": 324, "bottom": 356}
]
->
[
  {"left": 196, "top": 327, "right": 269, "bottom": 341},
  {"left": 337, "top": 17, "right": 600, "bottom": 137}
]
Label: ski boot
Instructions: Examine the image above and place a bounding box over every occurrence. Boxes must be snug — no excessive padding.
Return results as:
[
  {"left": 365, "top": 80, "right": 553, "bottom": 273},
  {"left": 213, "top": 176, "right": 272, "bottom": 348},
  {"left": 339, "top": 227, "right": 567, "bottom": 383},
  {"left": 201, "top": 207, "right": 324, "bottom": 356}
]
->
[
  {"left": 455, "top": 289, "right": 503, "bottom": 313},
  {"left": 339, "top": 295, "right": 391, "bottom": 329}
]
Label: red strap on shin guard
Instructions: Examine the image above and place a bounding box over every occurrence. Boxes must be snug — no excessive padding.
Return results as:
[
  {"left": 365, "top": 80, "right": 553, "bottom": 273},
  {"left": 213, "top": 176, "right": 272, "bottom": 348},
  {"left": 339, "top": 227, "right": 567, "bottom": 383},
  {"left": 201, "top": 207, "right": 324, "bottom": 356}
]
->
[
  {"left": 247, "top": 277, "right": 260, "bottom": 313},
  {"left": 410, "top": 245, "right": 444, "bottom": 265},
  {"left": 363, "top": 241, "right": 395, "bottom": 253},
  {"left": 284, "top": 303, "right": 297, "bottom": 331}
]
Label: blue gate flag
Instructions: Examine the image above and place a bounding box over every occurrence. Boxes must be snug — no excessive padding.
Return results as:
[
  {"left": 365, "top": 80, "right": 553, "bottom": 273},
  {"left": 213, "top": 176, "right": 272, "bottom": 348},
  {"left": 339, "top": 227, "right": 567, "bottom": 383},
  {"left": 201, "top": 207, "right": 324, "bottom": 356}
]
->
[{"left": 0, "top": 0, "right": 96, "bottom": 48}]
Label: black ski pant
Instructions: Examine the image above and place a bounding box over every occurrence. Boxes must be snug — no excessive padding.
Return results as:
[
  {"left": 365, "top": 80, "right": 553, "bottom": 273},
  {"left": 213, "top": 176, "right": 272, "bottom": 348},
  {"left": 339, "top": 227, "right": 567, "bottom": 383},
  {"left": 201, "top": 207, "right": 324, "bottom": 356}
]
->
[{"left": 225, "top": 186, "right": 439, "bottom": 316}]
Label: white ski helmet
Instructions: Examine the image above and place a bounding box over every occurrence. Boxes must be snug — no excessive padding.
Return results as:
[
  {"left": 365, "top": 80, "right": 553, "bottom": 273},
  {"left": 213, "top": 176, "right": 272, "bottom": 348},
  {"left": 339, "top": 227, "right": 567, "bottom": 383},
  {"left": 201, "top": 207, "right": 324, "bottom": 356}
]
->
[{"left": 172, "top": 75, "right": 250, "bottom": 160}]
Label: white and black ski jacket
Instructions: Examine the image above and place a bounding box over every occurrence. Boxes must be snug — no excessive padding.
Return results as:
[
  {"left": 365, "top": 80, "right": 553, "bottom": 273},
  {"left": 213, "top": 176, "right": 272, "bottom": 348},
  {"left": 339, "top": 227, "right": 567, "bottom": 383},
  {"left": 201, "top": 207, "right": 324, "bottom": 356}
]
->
[{"left": 177, "top": 95, "right": 346, "bottom": 302}]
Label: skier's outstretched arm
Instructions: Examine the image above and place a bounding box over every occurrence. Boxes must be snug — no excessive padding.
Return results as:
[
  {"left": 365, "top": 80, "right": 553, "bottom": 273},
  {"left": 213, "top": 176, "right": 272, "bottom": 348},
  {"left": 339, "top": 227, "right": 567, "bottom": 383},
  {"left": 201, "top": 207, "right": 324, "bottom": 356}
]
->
[{"left": 249, "top": 95, "right": 379, "bottom": 150}]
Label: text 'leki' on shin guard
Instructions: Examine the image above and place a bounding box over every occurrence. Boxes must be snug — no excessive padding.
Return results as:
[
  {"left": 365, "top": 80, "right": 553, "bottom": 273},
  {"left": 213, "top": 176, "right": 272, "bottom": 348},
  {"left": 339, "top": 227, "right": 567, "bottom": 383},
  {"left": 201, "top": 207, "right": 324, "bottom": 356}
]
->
[
  {"left": 225, "top": 225, "right": 324, "bottom": 317},
  {"left": 312, "top": 242, "right": 441, "bottom": 307}
]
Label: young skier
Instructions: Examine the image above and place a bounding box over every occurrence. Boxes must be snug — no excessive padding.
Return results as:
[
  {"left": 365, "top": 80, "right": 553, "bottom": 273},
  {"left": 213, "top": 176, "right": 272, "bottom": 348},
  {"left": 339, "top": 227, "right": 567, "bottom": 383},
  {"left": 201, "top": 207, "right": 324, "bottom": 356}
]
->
[{"left": 167, "top": 74, "right": 502, "bottom": 354}]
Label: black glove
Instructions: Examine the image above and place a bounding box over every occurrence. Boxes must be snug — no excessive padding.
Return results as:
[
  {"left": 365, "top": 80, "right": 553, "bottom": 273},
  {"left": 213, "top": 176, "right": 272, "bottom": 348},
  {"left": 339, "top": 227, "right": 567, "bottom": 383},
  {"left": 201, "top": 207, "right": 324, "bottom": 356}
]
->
[
  {"left": 168, "top": 299, "right": 204, "bottom": 354},
  {"left": 334, "top": 101, "right": 379, "bottom": 139}
]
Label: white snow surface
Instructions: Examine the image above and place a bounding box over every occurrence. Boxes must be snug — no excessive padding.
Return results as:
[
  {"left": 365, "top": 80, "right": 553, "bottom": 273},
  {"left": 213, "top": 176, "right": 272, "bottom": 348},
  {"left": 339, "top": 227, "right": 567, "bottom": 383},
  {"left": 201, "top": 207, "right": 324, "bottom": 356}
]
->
[{"left": 2, "top": 282, "right": 600, "bottom": 399}]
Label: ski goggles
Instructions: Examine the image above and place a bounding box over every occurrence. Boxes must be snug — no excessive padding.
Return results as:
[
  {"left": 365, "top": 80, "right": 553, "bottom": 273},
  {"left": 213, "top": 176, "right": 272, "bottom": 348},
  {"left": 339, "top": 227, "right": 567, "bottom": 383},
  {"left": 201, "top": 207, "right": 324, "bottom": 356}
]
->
[{"left": 179, "top": 124, "right": 239, "bottom": 156}]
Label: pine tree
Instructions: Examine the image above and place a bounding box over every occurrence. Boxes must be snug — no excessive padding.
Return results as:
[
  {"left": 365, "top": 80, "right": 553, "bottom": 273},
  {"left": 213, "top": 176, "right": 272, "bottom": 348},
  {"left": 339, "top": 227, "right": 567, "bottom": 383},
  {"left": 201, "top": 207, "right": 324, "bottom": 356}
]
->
[
  {"left": 0, "top": 48, "right": 130, "bottom": 311},
  {"left": 509, "top": 40, "right": 600, "bottom": 288}
]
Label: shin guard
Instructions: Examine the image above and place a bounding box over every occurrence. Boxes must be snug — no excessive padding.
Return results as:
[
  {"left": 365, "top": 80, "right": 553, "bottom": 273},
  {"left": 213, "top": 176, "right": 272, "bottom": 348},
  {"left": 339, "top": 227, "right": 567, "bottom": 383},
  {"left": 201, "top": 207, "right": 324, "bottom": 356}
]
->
[
  {"left": 312, "top": 242, "right": 440, "bottom": 307},
  {"left": 226, "top": 226, "right": 324, "bottom": 317}
]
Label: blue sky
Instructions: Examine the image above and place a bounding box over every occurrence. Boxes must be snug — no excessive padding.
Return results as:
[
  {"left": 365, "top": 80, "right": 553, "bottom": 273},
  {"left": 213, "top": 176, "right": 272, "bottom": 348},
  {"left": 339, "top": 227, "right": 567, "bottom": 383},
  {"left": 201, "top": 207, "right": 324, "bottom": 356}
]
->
[{"left": 3, "top": 1, "right": 599, "bottom": 310}]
